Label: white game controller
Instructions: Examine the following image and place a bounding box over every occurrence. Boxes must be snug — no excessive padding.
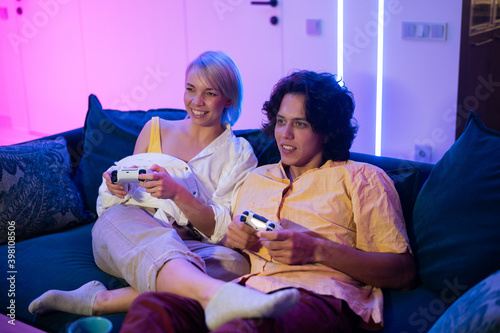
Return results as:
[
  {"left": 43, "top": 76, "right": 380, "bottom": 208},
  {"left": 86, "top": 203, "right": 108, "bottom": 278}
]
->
[
  {"left": 240, "top": 211, "right": 278, "bottom": 231},
  {"left": 111, "top": 168, "right": 148, "bottom": 184}
]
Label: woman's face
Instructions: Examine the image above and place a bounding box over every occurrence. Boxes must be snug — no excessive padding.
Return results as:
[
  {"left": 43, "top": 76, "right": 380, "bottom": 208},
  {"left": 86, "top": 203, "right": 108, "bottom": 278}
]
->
[{"left": 184, "top": 68, "right": 233, "bottom": 127}]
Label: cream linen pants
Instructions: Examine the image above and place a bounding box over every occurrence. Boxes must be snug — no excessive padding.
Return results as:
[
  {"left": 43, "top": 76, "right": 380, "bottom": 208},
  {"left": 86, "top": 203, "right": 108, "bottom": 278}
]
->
[{"left": 92, "top": 204, "right": 250, "bottom": 293}]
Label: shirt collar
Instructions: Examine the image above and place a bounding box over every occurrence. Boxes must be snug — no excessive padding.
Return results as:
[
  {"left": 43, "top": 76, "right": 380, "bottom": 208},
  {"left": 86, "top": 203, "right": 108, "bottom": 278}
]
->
[
  {"left": 189, "top": 123, "right": 233, "bottom": 160},
  {"left": 266, "top": 160, "right": 348, "bottom": 182}
]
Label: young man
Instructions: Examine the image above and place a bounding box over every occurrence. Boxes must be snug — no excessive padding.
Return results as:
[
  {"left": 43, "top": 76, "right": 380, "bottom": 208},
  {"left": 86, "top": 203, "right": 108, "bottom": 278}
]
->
[{"left": 120, "top": 70, "right": 416, "bottom": 333}]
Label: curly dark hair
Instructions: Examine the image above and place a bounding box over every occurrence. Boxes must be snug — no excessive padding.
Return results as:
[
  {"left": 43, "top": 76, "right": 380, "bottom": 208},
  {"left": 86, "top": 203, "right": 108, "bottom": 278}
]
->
[{"left": 262, "top": 70, "right": 358, "bottom": 162}]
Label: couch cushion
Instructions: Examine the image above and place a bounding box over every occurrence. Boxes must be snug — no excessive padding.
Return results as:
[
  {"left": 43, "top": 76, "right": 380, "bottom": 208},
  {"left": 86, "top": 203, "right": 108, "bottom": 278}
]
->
[
  {"left": 382, "top": 285, "right": 446, "bottom": 333},
  {"left": 428, "top": 269, "right": 500, "bottom": 333},
  {"left": 385, "top": 168, "right": 420, "bottom": 224},
  {"left": 233, "top": 129, "right": 280, "bottom": 166},
  {"left": 412, "top": 111, "right": 500, "bottom": 293},
  {"left": 0, "top": 137, "right": 95, "bottom": 244},
  {"left": 73, "top": 94, "right": 187, "bottom": 213},
  {"left": 0, "top": 222, "right": 127, "bottom": 332}
]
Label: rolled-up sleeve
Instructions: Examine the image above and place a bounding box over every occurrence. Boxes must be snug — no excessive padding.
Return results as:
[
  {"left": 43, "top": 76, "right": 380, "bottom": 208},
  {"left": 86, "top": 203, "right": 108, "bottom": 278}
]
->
[{"left": 209, "top": 142, "right": 257, "bottom": 243}]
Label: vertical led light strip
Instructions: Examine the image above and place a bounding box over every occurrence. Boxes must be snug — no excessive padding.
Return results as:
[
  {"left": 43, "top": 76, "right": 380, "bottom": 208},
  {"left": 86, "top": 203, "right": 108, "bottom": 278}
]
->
[
  {"left": 375, "top": 0, "right": 384, "bottom": 156},
  {"left": 339, "top": 1, "right": 383, "bottom": 155},
  {"left": 337, "top": 0, "right": 344, "bottom": 79}
]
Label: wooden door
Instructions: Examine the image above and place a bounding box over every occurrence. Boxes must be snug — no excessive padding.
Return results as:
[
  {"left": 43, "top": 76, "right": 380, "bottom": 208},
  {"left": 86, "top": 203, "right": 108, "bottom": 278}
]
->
[{"left": 457, "top": 0, "right": 500, "bottom": 137}]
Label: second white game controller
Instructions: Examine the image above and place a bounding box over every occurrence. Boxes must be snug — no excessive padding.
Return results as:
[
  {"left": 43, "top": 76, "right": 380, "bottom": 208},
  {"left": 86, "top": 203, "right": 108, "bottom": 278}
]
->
[{"left": 240, "top": 211, "right": 278, "bottom": 231}]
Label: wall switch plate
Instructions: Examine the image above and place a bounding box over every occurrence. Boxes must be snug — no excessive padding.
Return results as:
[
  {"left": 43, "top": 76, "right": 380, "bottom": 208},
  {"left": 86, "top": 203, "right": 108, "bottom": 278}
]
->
[
  {"left": 414, "top": 144, "right": 432, "bottom": 163},
  {"left": 402, "top": 22, "right": 447, "bottom": 41}
]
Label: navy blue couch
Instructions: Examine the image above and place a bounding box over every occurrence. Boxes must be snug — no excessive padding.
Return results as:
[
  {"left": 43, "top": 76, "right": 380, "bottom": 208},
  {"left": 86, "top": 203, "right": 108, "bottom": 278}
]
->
[{"left": 1, "top": 95, "right": 499, "bottom": 333}]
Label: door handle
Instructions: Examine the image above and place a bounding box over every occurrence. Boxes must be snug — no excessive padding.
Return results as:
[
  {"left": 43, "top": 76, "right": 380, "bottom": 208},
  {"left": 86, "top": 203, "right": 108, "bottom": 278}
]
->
[
  {"left": 251, "top": 0, "right": 278, "bottom": 7},
  {"left": 472, "top": 38, "right": 494, "bottom": 47}
]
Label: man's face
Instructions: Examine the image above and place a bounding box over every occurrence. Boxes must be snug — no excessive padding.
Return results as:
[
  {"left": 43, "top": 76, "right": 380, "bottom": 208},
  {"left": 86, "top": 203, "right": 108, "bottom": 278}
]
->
[{"left": 274, "top": 93, "right": 325, "bottom": 179}]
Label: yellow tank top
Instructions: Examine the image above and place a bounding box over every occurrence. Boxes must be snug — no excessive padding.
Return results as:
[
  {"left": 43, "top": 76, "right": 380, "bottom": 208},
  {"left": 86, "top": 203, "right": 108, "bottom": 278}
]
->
[{"left": 147, "top": 116, "right": 163, "bottom": 153}]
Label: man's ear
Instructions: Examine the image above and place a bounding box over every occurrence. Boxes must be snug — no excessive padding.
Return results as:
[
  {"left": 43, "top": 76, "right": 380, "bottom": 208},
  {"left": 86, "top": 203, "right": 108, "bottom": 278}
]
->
[{"left": 225, "top": 99, "right": 234, "bottom": 107}]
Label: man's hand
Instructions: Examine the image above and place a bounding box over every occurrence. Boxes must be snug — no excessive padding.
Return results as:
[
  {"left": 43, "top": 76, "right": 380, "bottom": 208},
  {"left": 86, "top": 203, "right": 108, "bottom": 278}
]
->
[
  {"left": 226, "top": 217, "right": 261, "bottom": 250},
  {"left": 258, "top": 230, "right": 319, "bottom": 265}
]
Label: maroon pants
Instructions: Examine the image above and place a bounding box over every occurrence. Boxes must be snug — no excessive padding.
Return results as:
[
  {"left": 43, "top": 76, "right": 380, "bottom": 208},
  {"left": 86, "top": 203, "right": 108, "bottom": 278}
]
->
[{"left": 120, "top": 288, "right": 360, "bottom": 333}]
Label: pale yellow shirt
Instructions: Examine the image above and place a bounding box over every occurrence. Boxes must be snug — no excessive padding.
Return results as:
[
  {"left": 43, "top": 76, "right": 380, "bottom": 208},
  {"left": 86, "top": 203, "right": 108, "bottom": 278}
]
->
[{"left": 233, "top": 160, "right": 411, "bottom": 328}]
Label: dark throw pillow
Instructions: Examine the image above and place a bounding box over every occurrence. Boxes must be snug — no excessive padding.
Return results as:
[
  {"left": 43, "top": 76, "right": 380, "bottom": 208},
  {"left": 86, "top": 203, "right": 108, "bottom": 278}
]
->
[
  {"left": 412, "top": 111, "right": 500, "bottom": 294},
  {"left": 0, "top": 137, "right": 95, "bottom": 243}
]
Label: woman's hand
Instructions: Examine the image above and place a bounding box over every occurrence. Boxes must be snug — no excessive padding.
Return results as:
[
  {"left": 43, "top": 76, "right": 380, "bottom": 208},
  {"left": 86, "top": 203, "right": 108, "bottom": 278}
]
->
[
  {"left": 139, "top": 164, "right": 181, "bottom": 200},
  {"left": 226, "top": 217, "right": 261, "bottom": 250},
  {"left": 103, "top": 170, "right": 128, "bottom": 199}
]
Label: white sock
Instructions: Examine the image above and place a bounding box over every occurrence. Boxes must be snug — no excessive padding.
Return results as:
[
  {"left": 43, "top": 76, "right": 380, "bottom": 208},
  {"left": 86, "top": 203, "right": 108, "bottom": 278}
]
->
[
  {"left": 28, "top": 281, "right": 107, "bottom": 316},
  {"left": 205, "top": 283, "right": 300, "bottom": 331}
]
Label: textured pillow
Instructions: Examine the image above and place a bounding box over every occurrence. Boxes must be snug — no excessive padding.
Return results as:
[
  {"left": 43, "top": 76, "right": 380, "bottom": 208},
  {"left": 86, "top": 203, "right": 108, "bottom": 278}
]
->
[
  {"left": 73, "top": 94, "right": 187, "bottom": 214},
  {"left": 413, "top": 111, "right": 500, "bottom": 293},
  {"left": 428, "top": 270, "right": 500, "bottom": 333},
  {"left": 0, "top": 137, "right": 95, "bottom": 243}
]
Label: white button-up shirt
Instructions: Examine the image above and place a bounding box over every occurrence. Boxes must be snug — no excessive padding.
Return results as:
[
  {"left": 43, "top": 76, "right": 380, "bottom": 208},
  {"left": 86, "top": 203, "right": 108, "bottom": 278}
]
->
[{"left": 96, "top": 126, "right": 257, "bottom": 243}]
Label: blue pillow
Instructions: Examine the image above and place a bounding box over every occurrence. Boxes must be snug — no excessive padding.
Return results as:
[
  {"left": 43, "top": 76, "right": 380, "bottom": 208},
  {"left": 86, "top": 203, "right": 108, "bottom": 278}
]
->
[
  {"left": 428, "top": 270, "right": 500, "bottom": 333},
  {"left": 413, "top": 111, "right": 500, "bottom": 293},
  {"left": 0, "top": 137, "right": 95, "bottom": 243},
  {"left": 73, "top": 94, "right": 187, "bottom": 214}
]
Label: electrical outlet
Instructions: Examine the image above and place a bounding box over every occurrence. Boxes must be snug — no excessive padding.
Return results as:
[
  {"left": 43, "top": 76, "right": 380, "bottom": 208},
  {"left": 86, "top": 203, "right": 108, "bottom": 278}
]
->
[{"left": 414, "top": 144, "right": 432, "bottom": 163}]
